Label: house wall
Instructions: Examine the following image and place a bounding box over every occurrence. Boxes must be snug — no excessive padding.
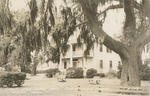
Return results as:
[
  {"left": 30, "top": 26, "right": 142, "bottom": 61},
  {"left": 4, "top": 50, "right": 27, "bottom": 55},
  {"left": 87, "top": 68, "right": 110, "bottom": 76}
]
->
[
  {"left": 92, "top": 43, "right": 121, "bottom": 73},
  {"left": 58, "top": 32, "right": 150, "bottom": 74},
  {"left": 59, "top": 42, "right": 121, "bottom": 74}
]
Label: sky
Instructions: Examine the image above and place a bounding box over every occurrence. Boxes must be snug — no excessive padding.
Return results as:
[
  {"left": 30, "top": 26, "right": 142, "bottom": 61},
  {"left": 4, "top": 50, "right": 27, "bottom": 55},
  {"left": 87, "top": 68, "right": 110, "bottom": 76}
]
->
[
  {"left": 9, "top": 0, "right": 28, "bottom": 11},
  {"left": 103, "top": 9, "right": 124, "bottom": 37}
]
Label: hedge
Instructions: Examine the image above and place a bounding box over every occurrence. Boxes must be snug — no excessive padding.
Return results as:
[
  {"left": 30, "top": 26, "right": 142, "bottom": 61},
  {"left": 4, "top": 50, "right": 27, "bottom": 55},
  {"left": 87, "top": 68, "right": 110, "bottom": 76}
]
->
[
  {"left": 66, "top": 68, "right": 84, "bottom": 78},
  {"left": 117, "top": 64, "right": 150, "bottom": 80},
  {"left": 107, "top": 70, "right": 117, "bottom": 78},
  {"left": 95, "top": 73, "right": 105, "bottom": 78},
  {"left": 140, "top": 64, "right": 150, "bottom": 80},
  {"left": 45, "top": 68, "right": 60, "bottom": 78},
  {"left": 86, "top": 68, "right": 97, "bottom": 78},
  {"left": 0, "top": 72, "right": 26, "bottom": 87}
]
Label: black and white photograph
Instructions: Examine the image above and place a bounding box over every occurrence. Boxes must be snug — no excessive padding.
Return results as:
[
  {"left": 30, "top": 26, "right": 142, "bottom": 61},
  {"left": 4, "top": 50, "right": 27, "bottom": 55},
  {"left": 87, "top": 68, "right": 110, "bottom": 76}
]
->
[{"left": 0, "top": 0, "right": 150, "bottom": 96}]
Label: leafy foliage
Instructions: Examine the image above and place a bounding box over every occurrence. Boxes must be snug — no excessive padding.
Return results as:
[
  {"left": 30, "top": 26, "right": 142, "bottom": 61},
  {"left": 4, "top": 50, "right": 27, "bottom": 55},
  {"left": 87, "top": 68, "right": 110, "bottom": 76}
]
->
[
  {"left": 0, "top": 0, "right": 13, "bottom": 35},
  {"left": 95, "top": 73, "right": 106, "bottom": 78},
  {"left": 51, "top": 7, "right": 76, "bottom": 63},
  {"left": 0, "top": 0, "right": 56, "bottom": 70},
  {"left": 29, "top": 0, "right": 38, "bottom": 24},
  {"left": 0, "top": 72, "right": 26, "bottom": 87},
  {"left": 117, "top": 64, "right": 150, "bottom": 80},
  {"left": 45, "top": 68, "right": 60, "bottom": 78},
  {"left": 77, "top": 25, "right": 95, "bottom": 56},
  {"left": 140, "top": 64, "right": 150, "bottom": 80},
  {"left": 66, "top": 67, "right": 84, "bottom": 78},
  {"left": 86, "top": 68, "right": 97, "bottom": 78},
  {"left": 107, "top": 70, "right": 117, "bottom": 78}
]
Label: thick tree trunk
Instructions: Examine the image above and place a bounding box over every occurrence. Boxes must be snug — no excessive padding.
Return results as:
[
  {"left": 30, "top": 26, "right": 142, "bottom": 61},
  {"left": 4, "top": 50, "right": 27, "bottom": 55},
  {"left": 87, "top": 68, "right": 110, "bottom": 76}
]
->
[
  {"left": 31, "top": 64, "right": 37, "bottom": 76},
  {"left": 121, "top": 46, "right": 141, "bottom": 86}
]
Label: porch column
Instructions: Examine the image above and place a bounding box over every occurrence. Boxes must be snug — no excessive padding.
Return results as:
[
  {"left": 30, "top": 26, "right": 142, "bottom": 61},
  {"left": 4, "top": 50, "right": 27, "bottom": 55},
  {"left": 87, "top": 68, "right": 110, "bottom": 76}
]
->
[
  {"left": 83, "top": 44, "right": 86, "bottom": 77},
  {"left": 70, "top": 44, "right": 73, "bottom": 68},
  {"left": 59, "top": 54, "right": 62, "bottom": 71}
]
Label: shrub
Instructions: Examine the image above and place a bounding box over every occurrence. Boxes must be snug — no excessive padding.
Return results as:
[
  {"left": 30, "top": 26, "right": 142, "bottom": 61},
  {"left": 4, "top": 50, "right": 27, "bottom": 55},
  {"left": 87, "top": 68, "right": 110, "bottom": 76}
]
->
[
  {"left": 95, "top": 73, "right": 105, "bottom": 78},
  {"left": 117, "top": 64, "right": 122, "bottom": 79},
  {"left": 140, "top": 64, "right": 150, "bottom": 80},
  {"left": 45, "top": 68, "right": 60, "bottom": 78},
  {"left": 37, "top": 70, "right": 47, "bottom": 74},
  {"left": 107, "top": 70, "right": 116, "bottom": 79},
  {"left": 116, "top": 64, "right": 150, "bottom": 80},
  {"left": 86, "top": 68, "right": 97, "bottom": 78},
  {"left": 0, "top": 72, "right": 26, "bottom": 87},
  {"left": 66, "top": 67, "right": 84, "bottom": 78}
]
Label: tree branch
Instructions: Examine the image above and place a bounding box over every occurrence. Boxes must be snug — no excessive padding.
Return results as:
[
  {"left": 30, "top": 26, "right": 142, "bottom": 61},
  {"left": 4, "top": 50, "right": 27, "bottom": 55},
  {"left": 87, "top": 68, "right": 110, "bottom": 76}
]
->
[
  {"left": 103, "top": 35, "right": 129, "bottom": 58},
  {"left": 75, "top": 22, "right": 86, "bottom": 27},
  {"left": 136, "top": 26, "right": 150, "bottom": 48},
  {"left": 78, "top": 0, "right": 129, "bottom": 58},
  {"left": 97, "top": 4, "right": 123, "bottom": 17}
]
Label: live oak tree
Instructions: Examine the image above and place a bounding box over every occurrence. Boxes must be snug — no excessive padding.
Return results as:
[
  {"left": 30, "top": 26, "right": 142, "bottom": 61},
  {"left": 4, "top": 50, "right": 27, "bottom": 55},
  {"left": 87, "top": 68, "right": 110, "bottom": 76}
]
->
[
  {"left": 52, "top": 0, "right": 150, "bottom": 86},
  {"left": 74, "top": 0, "right": 150, "bottom": 86}
]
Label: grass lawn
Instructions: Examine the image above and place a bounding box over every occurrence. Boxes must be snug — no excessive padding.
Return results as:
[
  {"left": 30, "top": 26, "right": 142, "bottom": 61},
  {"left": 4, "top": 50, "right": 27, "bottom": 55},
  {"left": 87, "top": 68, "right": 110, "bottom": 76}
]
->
[{"left": 0, "top": 74, "right": 149, "bottom": 96}]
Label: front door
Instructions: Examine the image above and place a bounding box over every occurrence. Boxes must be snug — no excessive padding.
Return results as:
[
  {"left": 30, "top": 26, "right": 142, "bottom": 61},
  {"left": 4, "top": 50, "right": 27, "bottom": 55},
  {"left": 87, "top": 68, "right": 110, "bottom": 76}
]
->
[{"left": 73, "top": 61, "right": 77, "bottom": 68}]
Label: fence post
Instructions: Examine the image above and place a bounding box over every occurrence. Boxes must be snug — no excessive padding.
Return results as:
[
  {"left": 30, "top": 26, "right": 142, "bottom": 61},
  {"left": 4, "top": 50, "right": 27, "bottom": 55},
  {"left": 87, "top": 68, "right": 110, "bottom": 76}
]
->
[
  {"left": 78, "top": 86, "right": 80, "bottom": 91},
  {"left": 98, "top": 87, "right": 101, "bottom": 93},
  {"left": 76, "top": 86, "right": 81, "bottom": 96}
]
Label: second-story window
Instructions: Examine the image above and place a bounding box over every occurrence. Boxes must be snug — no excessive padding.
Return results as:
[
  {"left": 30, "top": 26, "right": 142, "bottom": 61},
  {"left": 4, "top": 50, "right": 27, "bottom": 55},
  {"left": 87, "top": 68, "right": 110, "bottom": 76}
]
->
[
  {"left": 118, "top": 61, "right": 121, "bottom": 66},
  {"left": 73, "top": 44, "right": 76, "bottom": 51},
  {"left": 109, "top": 60, "right": 112, "bottom": 69},
  {"left": 110, "top": 50, "right": 112, "bottom": 53},
  {"left": 64, "top": 61, "right": 67, "bottom": 69},
  {"left": 107, "top": 48, "right": 112, "bottom": 53},
  {"left": 100, "top": 44, "right": 103, "bottom": 52},
  {"left": 100, "top": 60, "right": 103, "bottom": 69},
  {"left": 147, "top": 45, "right": 149, "bottom": 53}
]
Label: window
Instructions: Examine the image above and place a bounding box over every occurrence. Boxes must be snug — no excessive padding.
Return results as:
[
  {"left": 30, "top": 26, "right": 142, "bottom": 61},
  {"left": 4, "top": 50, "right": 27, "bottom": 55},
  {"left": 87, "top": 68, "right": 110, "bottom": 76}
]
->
[
  {"left": 100, "top": 44, "right": 103, "bottom": 52},
  {"left": 73, "top": 44, "right": 76, "bottom": 51},
  {"left": 143, "top": 47, "right": 145, "bottom": 53},
  {"left": 110, "top": 50, "right": 112, "bottom": 53},
  {"left": 118, "top": 61, "right": 121, "bottom": 66},
  {"left": 64, "top": 62, "right": 67, "bottom": 69},
  {"left": 109, "top": 60, "right": 112, "bottom": 69},
  {"left": 73, "top": 59, "right": 78, "bottom": 68},
  {"left": 147, "top": 45, "right": 149, "bottom": 53},
  {"left": 107, "top": 48, "right": 109, "bottom": 53},
  {"left": 73, "top": 62, "right": 77, "bottom": 68},
  {"left": 107, "top": 48, "right": 112, "bottom": 53},
  {"left": 100, "top": 60, "right": 103, "bottom": 69}
]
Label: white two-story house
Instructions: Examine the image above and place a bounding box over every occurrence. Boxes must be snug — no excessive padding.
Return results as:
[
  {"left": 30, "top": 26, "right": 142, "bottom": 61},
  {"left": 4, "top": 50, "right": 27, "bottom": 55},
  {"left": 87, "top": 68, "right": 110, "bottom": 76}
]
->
[
  {"left": 59, "top": 33, "right": 121, "bottom": 75},
  {"left": 58, "top": 32, "right": 150, "bottom": 76}
]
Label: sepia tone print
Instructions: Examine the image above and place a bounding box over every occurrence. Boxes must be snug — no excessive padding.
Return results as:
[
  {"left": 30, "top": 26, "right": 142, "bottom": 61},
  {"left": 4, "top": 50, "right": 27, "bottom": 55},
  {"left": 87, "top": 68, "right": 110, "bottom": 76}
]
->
[{"left": 0, "top": 0, "right": 150, "bottom": 96}]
